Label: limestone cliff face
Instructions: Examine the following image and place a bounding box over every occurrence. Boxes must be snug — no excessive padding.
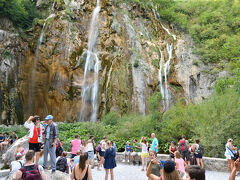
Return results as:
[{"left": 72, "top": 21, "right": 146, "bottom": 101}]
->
[
  {"left": 0, "top": 0, "right": 224, "bottom": 124},
  {"left": 0, "top": 17, "right": 24, "bottom": 124}
]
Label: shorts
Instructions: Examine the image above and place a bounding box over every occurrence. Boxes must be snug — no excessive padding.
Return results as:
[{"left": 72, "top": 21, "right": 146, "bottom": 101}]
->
[
  {"left": 170, "top": 153, "right": 175, "bottom": 159},
  {"left": 181, "top": 151, "right": 190, "bottom": 161},
  {"left": 88, "top": 151, "right": 94, "bottom": 160},
  {"left": 225, "top": 155, "right": 232, "bottom": 160},
  {"left": 131, "top": 152, "right": 141, "bottom": 156},
  {"left": 124, "top": 151, "right": 131, "bottom": 155},
  {"left": 99, "top": 151, "right": 105, "bottom": 157},
  {"left": 194, "top": 153, "right": 202, "bottom": 159},
  {"left": 29, "top": 142, "right": 41, "bottom": 152},
  {"left": 141, "top": 153, "right": 148, "bottom": 158}
]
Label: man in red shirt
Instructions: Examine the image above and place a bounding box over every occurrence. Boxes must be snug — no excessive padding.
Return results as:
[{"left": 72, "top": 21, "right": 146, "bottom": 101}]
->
[{"left": 24, "top": 116, "right": 43, "bottom": 164}]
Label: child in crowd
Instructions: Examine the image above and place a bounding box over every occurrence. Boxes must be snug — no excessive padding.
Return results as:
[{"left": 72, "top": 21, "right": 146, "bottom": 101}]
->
[
  {"left": 10, "top": 131, "right": 18, "bottom": 144},
  {"left": 10, "top": 155, "right": 24, "bottom": 174},
  {"left": 122, "top": 141, "right": 131, "bottom": 163},
  {"left": 174, "top": 151, "right": 186, "bottom": 178},
  {"left": 14, "top": 144, "right": 25, "bottom": 157},
  {"left": 71, "top": 150, "right": 81, "bottom": 171},
  {"left": 38, "top": 149, "right": 44, "bottom": 166}
]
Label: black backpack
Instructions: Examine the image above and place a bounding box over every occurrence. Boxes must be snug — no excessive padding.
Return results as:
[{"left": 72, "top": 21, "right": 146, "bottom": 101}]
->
[
  {"left": 197, "top": 144, "right": 204, "bottom": 155},
  {"left": 56, "top": 157, "right": 67, "bottom": 172},
  {"left": 56, "top": 143, "right": 63, "bottom": 157}
]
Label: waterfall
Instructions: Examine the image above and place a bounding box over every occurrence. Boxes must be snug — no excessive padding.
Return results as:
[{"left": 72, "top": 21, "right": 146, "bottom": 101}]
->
[
  {"left": 104, "top": 59, "right": 115, "bottom": 113},
  {"left": 157, "top": 47, "right": 165, "bottom": 99},
  {"left": 80, "top": 0, "right": 101, "bottom": 122},
  {"left": 152, "top": 9, "right": 176, "bottom": 41},
  {"left": 28, "top": 13, "right": 55, "bottom": 114},
  {"left": 160, "top": 23, "right": 176, "bottom": 40},
  {"left": 163, "top": 44, "right": 173, "bottom": 109}
]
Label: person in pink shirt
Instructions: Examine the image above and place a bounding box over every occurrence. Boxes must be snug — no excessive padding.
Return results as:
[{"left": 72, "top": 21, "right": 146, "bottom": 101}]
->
[
  {"left": 174, "top": 151, "right": 186, "bottom": 178},
  {"left": 71, "top": 135, "right": 81, "bottom": 158}
]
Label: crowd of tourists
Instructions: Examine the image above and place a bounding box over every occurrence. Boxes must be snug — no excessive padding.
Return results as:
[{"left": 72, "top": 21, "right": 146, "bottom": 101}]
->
[{"left": 1, "top": 115, "right": 240, "bottom": 180}]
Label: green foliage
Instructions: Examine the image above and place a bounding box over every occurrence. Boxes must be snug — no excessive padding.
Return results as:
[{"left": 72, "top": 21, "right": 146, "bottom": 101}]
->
[
  {"left": 102, "top": 111, "right": 120, "bottom": 126},
  {"left": 147, "top": 92, "right": 162, "bottom": 112},
  {"left": 0, "top": 125, "right": 28, "bottom": 139},
  {"left": 152, "top": 59, "right": 159, "bottom": 68},
  {"left": 0, "top": 0, "right": 41, "bottom": 29},
  {"left": 134, "top": 59, "right": 140, "bottom": 68},
  {"left": 125, "top": 0, "right": 240, "bottom": 64}
]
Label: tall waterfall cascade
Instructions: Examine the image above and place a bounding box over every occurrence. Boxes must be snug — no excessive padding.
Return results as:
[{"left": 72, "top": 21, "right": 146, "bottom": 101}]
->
[
  {"left": 164, "top": 44, "right": 173, "bottom": 109},
  {"left": 28, "top": 13, "right": 55, "bottom": 114},
  {"left": 80, "top": 0, "right": 101, "bottom": 122},
  {"left": 152, "top": 8, "right": 176, "bottom": 110}
]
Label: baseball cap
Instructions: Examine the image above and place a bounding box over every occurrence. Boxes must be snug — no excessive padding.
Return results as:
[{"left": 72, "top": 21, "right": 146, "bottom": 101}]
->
[
  {"left": 164, "top": 160, "right": 176, "bottom": 173},
  {"left": 45, "top": 115, "right": 53, "bottom": 120}
]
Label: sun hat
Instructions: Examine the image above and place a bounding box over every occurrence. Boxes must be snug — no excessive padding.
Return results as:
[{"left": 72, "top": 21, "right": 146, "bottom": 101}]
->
[
  {"left": 164, "top": 160, "right": 176, "bottom": 173},
  {"left": 45, "top": 115, "right": 53, "bottom": 120}
]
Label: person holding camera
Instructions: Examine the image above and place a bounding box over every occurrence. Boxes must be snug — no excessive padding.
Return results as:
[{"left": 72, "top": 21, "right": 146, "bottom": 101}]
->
[
  {"left": 43, "top": 115, "right": 59, "bottom": 173},
  {"left": 24, "top": 115, "right": 43, "bottom": 164}
]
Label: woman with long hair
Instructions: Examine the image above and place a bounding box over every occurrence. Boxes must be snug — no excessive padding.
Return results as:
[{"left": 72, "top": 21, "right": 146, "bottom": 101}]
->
[
  {"left": 140, "top": 136, "right": 148, "bottom": 171},
  {"left": 147, "top": 159, "right": 181, "bottom": 180},
  {"left": 225, "top": 138, "right": 237, "bottom": 171},
  {"left": 71, "top": 152, "right": 93, "bottom": 180},
  {"left": 191, "top": 138, "right": 204, "bottom": 168},
  {"left": 81, "top": 139, "right": 88, "bottom": 154},
  {"left": 104, "top": 141, "right": 116, "bottom": 180},
  {"left": 174, "top": 151, "right": 185, "bottom": 178}
]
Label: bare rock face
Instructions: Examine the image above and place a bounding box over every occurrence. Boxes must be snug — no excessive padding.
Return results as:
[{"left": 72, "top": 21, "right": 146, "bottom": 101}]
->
[
  {"left": 2, "top": 136, "right": 29, "bottom": 165},
  {"left": 175, "top": 34, "right": 222, "bottom": 103},
  {"left": 0, "top": 17, "right": 24, "bottom": 125}
]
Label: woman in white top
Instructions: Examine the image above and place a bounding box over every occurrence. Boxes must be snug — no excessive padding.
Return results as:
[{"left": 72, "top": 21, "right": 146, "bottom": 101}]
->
[
  {"left": 87, "top": 139, "right": 94, "bottom": 168},
  {"left": 23, "top": 116, "right": 43, "bottom": 164},
  {"left": 140, "top": 136, "right": 148, "bottom": 171},
  {"left": 81, "top": 139, "right": 88, "bottom": 154},
  {"left": 225, "top": 138, "right": 237, "bottom": 171}
]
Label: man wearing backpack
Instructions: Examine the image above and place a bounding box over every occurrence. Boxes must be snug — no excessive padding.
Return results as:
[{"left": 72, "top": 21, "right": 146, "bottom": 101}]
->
[
  {"left": 192, "top": 138, "right": 204, "bottom": 168},
  {"left": 15, "top": 150, "right": 46, "bottom": 180},
  {"left": 56, "top": 151, "right": 69, "bottom": 174},
  {"left": 178, "top": 135, "right": 190, "bottom": 165},
  {"left": 43, "top": 115, "right": 59, "bottom": 173}
]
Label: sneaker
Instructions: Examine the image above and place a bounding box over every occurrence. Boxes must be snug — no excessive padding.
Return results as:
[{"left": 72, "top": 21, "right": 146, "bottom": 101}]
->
[
  {"left": 52, "top": 170, "right": 56, "bottom": 173},
  {"left": 127, "top": 160, "right": 130, "bottom": 163},
  {"left": 141, "top": 168, "right": 144, "bottom": 171},
  {"left": 122, "top": 159, "right": 125, "bottom": 163}
]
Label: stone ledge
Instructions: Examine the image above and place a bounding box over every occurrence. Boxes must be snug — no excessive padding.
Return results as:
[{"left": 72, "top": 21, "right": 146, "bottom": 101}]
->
[
  {"left": 115, "top": 153, "right": 229, "bottom": 172},
  {"left": 0, "top": 169, "right": 10, "bottom": 177}
]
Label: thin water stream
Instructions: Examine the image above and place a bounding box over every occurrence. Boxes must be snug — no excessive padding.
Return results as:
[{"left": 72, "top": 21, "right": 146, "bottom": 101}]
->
[{"left": 80, "top": 0, "right": 101, "bottom": 122}]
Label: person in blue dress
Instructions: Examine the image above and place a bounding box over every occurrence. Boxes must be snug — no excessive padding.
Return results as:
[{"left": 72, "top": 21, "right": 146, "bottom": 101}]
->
[{"left": 104, "top": 141, "right": 116, "bottom": 180}]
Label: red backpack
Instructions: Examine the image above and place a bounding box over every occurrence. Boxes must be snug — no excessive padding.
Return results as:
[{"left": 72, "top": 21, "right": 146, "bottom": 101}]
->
[
  {"left": 20, "top": 164, "right": 42, "bottom": 180},
  {"left": 179, "top": 139, "right": 187, "bottom": 152}
]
